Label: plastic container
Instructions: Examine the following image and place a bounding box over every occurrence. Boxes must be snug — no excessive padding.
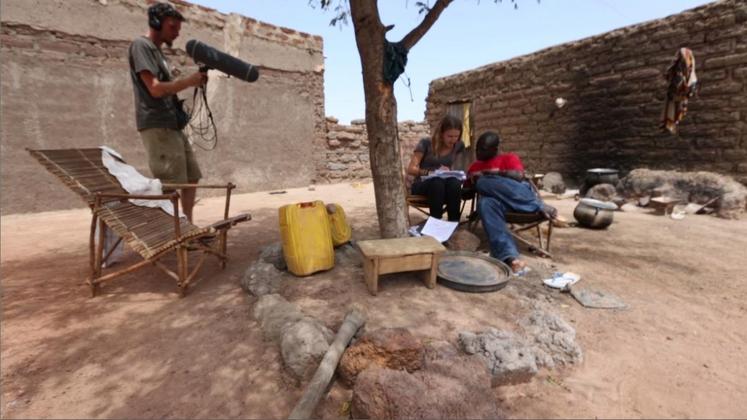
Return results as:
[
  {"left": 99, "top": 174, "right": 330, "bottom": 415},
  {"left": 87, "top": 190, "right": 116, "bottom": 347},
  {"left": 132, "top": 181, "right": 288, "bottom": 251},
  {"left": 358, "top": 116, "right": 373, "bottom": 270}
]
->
[
  {"left": 279, "top": 201, "right": 335, "bottom": 276},
  {"left": 326, "top": 203, "right": 352, "bottom": 247}
]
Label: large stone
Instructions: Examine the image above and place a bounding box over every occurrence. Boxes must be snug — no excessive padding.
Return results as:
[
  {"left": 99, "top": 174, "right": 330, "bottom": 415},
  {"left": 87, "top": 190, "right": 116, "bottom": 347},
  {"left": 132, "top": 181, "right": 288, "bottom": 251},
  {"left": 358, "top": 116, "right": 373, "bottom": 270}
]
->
[
  {"left": 253, "top": 294, "right": 305, "bottom": 342},
  {"left": 618, "top": 169, "right": 747, "bottom": 219},
  {"left": 458, "top": 308, "right": 582, "bottom": 386},
  {"left": 240, "top": 261, "right": 284, "bottom": 297},
  {"left": 585, "top": 183, "right": 618, "bottom": 202},
  {"left": 338, "top": 328, "right": 424, "bottom": 386},
  {"left": 259, "top": 242, "right": 287, "bottom": 270},
  {"left": 445, "top": 228, "right": 481, "bottom": 252},
  {"left": 351, "top": 350, "right": 500, "bottom": 420},
  {"left": 542, "top": 171, "right": 566, "bottom": 194},
  {"left": 335, "top": 243, "right": 362, "bottom": 267},
  {"left": 458, "top": 329, "right": 539, "bottom": 386},
  {"left": 520, "top": 310, "right": 583, "bottom": 368},
  {"left": 253, "top": 294, "right": 338, "bottom": 382},
  {"left": 280, "top": 318, "right": 334, "bottom": 381}
]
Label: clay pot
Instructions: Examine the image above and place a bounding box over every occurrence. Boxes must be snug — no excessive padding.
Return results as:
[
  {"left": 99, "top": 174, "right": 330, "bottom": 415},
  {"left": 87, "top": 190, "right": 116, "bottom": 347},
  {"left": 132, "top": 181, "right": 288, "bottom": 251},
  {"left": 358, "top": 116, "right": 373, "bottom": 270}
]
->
[
  {"left": 581, "top": 168, "right": 619, "bottom": 196},
  {"left": 573, "top": 198, "right": 617, "bottom": 229}
]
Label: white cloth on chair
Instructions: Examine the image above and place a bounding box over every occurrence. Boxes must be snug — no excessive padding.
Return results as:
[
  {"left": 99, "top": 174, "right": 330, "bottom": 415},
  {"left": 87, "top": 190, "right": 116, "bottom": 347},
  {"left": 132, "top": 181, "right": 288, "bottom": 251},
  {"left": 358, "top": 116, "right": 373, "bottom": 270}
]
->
[{"left": 99, "top": 146, "right": 183, "bottom": 218}]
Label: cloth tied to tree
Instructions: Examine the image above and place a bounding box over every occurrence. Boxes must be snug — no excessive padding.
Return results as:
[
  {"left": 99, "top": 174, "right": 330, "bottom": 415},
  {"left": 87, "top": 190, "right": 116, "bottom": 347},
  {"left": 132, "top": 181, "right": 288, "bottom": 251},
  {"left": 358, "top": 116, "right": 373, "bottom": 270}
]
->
[{"left": 383, "top": 40, "right": 409, "bottom": 84}]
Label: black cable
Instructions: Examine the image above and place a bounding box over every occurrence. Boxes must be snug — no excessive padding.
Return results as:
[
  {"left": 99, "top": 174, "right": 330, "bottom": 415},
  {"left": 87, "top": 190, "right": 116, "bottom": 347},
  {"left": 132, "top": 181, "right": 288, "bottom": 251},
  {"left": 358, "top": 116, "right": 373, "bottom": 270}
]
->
[{"left": 184, "top": 85, "right": 218, "bottom": 151}]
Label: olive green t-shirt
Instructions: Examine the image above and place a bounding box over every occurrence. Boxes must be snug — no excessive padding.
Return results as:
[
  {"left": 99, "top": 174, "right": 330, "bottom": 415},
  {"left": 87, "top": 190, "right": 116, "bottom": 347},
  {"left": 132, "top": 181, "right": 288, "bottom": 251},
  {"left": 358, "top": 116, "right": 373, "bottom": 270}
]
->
[{"left": 128, "top": 36, "right": 180, "bottom": 131}]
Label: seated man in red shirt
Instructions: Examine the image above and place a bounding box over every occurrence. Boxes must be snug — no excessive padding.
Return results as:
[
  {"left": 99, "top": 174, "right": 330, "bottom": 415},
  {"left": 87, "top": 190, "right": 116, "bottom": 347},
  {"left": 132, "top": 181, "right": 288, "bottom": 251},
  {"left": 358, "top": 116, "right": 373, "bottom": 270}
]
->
[{"left": 467, "top": 131, "right": 556, "bottom": 272}]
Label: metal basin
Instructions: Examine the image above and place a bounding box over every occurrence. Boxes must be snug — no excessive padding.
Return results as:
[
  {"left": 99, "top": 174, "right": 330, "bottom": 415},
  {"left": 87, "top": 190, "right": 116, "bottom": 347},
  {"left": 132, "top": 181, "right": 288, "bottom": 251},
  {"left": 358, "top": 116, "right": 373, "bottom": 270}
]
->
[{"left": 437, "top": 251, "right": 510, "bottom": 293}]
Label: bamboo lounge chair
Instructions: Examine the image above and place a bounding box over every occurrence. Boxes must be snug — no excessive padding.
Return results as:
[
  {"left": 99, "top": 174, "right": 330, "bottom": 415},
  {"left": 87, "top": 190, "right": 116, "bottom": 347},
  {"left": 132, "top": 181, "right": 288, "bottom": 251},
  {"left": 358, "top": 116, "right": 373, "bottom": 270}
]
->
[{"left": 28, "top": 148, "right": 250, "bottom": 297}]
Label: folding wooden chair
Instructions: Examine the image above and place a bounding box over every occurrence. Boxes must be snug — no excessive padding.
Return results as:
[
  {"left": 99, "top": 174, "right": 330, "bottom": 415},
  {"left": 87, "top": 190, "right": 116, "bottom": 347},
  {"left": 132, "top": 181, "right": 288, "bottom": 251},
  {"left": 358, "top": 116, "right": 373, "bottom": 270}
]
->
[
  {"left": 405, "top": 190, "right": 474, "bottom": 225},
  {"left": 465, "top": 181, "right": 553, "bottom": 258},
  {"left": 28, "top": 148, "right": 250, "bottom": 297}
]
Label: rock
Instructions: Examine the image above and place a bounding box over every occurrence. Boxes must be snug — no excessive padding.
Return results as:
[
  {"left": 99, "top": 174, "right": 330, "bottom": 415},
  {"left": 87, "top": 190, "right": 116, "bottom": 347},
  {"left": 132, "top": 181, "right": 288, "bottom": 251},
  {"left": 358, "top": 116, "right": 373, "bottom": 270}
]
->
[
  {"left": 253, "top": 294, "right": 305, "bottom": 342},
  {"left": 458, "top": 329, "right": 539, "bottom": 386},
  {"left": 335, "top": 243, "right": 362, "bottom": 267},
  {"left": 542, "top": 172, "right": 566, "bottom": 194},
  {"left": 253, "top": 294, "right": 338, "bottom": 382},
  {"left": 338, "top": 328, "right": 424, "bottom": 386},
  {"left": 445, "top": 228, "right": 481, "bottom": 252},
  {"left": 259, "top": 242, "right": 287, "bottom": 270},
  {"left": 281, "top": 318, "right": 334, "bottom": 381},
  {"left": 457, "top": 331, "right": 479, "bottom": 355},
  {"left": 352, "top": 361, "right": 500, "bottom": 419},
  {"left": 618, "top": 169, "right": 747, "bottom": 219},
  {"left": 520, "top": 310, "right": 583, "bottom": 368},
  {"left": 585, "top": 183, "right": 617, "bottom": 202},
  {"left": 240, "top": 261, "right": 284, "bottom": 296},
  {"left": 458, "top": 308, "right": 582, "bottom": 387}
]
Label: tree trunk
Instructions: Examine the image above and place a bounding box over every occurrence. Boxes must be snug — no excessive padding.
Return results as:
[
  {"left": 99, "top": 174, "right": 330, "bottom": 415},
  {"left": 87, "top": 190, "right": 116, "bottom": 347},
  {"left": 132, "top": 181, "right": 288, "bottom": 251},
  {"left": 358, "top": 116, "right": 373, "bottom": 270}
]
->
[{"left": 350, "top": 0, "right": 409, "bottom": 239}]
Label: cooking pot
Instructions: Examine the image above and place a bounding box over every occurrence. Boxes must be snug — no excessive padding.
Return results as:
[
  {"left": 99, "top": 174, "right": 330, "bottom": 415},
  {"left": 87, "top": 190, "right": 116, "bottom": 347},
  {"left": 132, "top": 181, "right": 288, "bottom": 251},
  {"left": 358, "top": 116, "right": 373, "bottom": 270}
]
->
[
  {"left": 574, "top": 198, "right": 618, "bottom": 229},
  {"left": 581, "top": 168, "right": 620, "bottom": 196}
]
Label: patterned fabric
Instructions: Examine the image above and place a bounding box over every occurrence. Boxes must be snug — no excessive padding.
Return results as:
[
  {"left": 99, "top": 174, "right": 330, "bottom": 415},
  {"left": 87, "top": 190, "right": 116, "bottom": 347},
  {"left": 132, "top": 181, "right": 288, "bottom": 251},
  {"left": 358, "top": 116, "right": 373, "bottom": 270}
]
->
[{"left": 661, "top": 48, "right": 698, "bottom": 134}]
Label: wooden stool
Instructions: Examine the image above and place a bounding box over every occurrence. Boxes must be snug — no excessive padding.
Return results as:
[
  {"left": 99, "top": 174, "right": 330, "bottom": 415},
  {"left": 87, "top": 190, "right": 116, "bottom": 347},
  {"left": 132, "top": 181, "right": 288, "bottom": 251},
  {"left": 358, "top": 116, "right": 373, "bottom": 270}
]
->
[{"left": 356, "top": 236, "right": 446, "bottom": 296}]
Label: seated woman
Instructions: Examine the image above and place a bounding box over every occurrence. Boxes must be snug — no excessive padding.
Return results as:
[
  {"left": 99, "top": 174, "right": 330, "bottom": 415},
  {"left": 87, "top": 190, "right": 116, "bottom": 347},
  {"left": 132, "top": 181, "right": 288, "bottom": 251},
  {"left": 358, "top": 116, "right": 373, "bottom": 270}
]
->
[
  {"left": 405, "top": 115, "right": 465, "bottom": 221},
  {"left": 467, "top": 131, "right": 556, "bottom": 272}
]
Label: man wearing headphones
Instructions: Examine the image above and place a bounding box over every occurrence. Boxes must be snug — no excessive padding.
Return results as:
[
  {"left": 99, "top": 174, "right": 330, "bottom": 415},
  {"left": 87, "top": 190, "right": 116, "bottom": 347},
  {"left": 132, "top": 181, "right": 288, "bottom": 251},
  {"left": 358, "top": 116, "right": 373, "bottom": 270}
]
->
[{"left": 128, "top": 2, "right": 207, "bottom": 222}]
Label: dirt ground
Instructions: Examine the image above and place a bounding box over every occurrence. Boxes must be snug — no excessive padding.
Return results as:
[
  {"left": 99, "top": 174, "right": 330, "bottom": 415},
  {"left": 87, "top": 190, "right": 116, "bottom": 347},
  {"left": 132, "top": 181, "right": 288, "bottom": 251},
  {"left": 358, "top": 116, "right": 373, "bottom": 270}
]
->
[{"left": 2, "top": 181, "right": 747, "bottom": 419}]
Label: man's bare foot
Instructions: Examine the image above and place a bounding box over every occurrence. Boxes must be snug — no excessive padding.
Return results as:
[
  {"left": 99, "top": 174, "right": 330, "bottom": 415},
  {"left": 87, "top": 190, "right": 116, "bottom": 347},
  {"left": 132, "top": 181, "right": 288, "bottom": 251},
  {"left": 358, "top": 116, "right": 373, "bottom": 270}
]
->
[{"left": 510, "top": 259, "right": 527, "bottom": 273}]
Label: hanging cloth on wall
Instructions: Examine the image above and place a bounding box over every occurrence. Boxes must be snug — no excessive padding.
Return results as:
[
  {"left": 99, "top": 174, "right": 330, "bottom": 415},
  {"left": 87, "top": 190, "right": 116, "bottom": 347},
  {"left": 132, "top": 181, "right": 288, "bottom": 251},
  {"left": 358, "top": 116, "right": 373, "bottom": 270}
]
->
[
  {"left": 660, "top": 47, "right": 698, "bottom": 134},
  {"left": 383, "top": 40, "right": 409, "bottom": 84},
  {"left": 461, "top": 103, "right": 472, "bottom": 148}
]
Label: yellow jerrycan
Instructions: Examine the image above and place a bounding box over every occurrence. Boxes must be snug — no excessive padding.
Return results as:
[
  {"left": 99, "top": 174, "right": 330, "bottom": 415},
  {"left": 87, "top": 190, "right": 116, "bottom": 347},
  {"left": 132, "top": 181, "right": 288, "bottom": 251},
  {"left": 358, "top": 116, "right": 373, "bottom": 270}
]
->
[
  {"left": 279, "top": 201, "right": 335, "bottom": 276},
  {"left": 325, "top": 203, "right": 352, "bottom": 247}
]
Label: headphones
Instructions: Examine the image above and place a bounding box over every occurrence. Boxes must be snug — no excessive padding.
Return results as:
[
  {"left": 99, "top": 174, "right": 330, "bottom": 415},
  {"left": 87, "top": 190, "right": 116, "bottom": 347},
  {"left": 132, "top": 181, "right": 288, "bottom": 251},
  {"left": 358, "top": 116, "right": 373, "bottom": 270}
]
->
[{"left": 148, "top": 3, "right": 180, "bottom": 31}]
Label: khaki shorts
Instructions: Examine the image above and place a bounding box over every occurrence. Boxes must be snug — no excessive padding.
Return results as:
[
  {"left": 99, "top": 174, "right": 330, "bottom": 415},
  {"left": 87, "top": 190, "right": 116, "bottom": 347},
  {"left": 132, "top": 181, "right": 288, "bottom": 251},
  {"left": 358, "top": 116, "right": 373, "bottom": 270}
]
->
[{"left": 140, "top": 128, "right": 202, "bottom": 187}]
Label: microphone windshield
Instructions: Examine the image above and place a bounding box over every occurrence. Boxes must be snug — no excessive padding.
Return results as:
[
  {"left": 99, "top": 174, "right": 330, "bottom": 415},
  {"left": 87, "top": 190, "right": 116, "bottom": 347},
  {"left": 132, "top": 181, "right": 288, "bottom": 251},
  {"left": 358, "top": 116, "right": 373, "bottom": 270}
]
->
[{"left": 186, "top": 39, "right": 259, "bottom": 82}]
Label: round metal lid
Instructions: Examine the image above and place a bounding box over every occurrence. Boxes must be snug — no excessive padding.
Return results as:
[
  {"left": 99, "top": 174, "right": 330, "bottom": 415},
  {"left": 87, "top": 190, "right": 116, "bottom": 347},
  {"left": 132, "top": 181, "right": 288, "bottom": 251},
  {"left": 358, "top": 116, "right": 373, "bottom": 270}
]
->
[
  {"left": 579, "top": 198, "right": 618, "bottom": 210},
  {"left": 437, "top": 251, "right": 511, "bottom": 293},
  {"left": 586, "top": 168, "right": 619, "bottom": 175}
]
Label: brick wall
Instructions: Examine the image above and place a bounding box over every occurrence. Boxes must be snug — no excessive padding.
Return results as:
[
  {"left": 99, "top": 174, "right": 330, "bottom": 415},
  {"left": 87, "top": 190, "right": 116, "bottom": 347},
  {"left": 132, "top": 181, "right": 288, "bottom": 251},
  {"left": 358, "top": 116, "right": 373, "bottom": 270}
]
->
[
  {"left": 426, "top": 0, "right": 747, "bottom": 185},
  {"left": 1, "top": 0, "right": 325, "bottom": 214},
  {"left": 319, "top": 117, "right": 430, "bottom": 182}
]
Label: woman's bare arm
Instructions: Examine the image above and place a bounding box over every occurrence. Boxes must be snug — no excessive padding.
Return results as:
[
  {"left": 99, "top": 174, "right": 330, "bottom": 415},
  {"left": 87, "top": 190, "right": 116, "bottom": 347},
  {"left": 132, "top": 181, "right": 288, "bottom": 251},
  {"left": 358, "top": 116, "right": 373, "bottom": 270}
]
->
[{"left": 406, "top": 151, "right": 426, "bottom": 177}]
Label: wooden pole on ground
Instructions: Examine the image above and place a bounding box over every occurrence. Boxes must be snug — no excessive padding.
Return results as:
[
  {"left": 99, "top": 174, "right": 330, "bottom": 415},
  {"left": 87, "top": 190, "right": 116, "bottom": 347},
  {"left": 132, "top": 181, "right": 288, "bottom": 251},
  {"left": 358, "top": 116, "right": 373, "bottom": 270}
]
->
[{"left": 288, "top": 306, "right": 367, "bottom": 420}]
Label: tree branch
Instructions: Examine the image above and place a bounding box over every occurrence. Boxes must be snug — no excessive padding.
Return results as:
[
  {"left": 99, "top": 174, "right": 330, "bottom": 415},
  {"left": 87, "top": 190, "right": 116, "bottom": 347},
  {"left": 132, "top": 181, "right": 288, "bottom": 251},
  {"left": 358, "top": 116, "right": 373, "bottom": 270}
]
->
[{"left": 400, "top": 0, "right": 453, "bottom": 50}]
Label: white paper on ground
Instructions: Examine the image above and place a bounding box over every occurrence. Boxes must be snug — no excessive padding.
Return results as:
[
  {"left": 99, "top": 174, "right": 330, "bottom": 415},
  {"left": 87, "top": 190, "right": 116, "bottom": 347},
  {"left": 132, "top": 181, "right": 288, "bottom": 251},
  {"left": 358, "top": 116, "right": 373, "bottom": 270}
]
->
[
  {"left": 543, "top": 272, "right": 581, "bottom": 289},
  {"left": 420, "top": 217, "right": 458, "bottom": 243}
]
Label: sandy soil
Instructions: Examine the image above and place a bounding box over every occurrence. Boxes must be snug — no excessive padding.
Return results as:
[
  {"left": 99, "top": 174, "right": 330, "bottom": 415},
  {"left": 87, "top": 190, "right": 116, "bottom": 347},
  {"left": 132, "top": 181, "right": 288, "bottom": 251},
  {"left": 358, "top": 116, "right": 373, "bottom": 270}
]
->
[{"left": 2, "top": 182, "right": 746, "bottom": 419}]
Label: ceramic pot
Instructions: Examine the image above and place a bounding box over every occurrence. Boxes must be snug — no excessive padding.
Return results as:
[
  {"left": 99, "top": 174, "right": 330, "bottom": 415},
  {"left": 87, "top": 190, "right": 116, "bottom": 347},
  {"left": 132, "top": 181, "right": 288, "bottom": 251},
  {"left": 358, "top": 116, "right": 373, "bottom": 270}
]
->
[
  {"left": 581, "top": 168, "right": 620, "bottom": 196},
  {"left": 573, "top": 198, "right": 617, "bottom": 229}
]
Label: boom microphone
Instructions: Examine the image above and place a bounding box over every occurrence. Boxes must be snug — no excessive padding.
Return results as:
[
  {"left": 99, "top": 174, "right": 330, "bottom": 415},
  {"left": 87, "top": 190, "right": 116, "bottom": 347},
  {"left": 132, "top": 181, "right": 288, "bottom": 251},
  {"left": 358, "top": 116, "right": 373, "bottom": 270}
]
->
[{"left": 186, "top": 39, "right": 259, "bottom": 82}]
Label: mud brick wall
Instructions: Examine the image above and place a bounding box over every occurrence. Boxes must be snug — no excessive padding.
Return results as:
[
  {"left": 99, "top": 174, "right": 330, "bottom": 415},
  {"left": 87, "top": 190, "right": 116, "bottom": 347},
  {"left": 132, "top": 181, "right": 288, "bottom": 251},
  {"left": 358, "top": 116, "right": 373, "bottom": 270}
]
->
[
  {"left": 426, "top": 0, "right": 747, "bottom": 185},
  {"left": 1, "top": 0, "right": 325, "bottom": 214},
  {"left": 320, "top": 118, "right": 430, "bottom": 182}
]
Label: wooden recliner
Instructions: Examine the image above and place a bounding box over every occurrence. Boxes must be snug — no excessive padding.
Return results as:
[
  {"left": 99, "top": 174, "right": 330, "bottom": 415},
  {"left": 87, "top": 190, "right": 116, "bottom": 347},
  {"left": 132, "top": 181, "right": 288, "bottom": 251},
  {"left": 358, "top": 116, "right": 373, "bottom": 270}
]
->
[{"left": 28, "top": 148, "right": 250, "bottom": 297}]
